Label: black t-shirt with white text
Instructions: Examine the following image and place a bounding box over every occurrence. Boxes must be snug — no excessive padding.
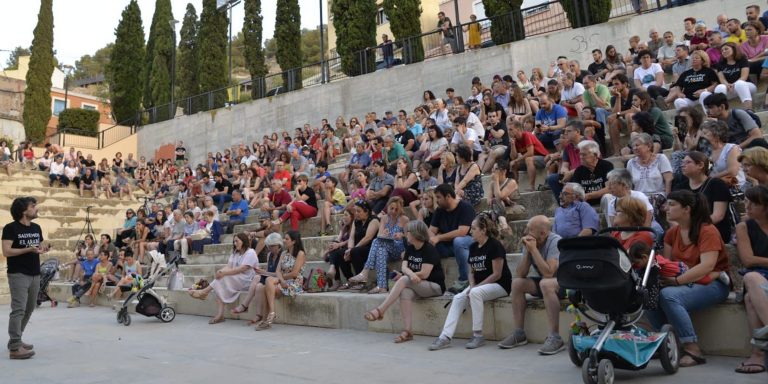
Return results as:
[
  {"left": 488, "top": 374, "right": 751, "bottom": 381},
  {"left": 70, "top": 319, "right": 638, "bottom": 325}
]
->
[
  {"left": 717, "top": 58, "right": 748, "bottom": 84},
  {"left": 468, "top": 237, "right": 512, "bottom": 294},
  {"left": 572, "top": 159, "right": 614, "bottom": 205},
  {"left": 673, "top": 67, "right": 719, "bottom": 100},
  {"left": 405, "top": 242, "right": 446, "bottom": 293},
  {"left": 2, "top": 221, "right": 43, "bottom": 275},
  {"left": 395, "top": 130, "right": 415, "bottom": 149}
]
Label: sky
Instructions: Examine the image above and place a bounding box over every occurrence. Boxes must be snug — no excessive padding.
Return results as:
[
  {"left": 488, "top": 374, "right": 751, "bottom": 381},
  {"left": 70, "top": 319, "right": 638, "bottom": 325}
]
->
[{"left": 0, "top": 0, "right": 324, "bottom": 68}]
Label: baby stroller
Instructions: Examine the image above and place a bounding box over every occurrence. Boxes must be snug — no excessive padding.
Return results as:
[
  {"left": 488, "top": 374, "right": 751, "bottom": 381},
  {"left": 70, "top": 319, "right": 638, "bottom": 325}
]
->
[
  {"left": 556, "top": 227, "right": 679, "bottom": 384},
  {"left": 37, "top": 258, "right": 59, "bottom": 307},
  {"left": 116, "top": 250, "right": 178, "bottom": 326}
]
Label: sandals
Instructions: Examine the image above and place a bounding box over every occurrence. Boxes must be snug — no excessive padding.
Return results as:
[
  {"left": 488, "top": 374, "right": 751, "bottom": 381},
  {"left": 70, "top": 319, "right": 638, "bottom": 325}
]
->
[
  {"left": 394, "top": 330, "right": 413, "bottom": 343},
  {"left": 208, "top": 317, "right": 225, "bottom": 325},
  {"left": 337, "top": 282, "right": 352, "bottom": 291},
  {"left": 230, "top": 304, "right": 248, "bottom": 315},
  {"left": 735, "top": 362, "right": 766, "bottom": 374},
  {"left": 367, "top": 287, "right": 388, "bottom": 294},
  {"left": 364, "top": 307, "right": 384, "bottom": 322},
  {"left": 255, "top": 312, "right": 275, "bottom": 331},
  {"left": 246, "top": 315, "right": 264, "bottom": 326},
  {"left": 680, "top": 349, "right": 707, "bottom": 367},
  {"left": 348, "top": 273, "right": 367, "bottom": 284}
]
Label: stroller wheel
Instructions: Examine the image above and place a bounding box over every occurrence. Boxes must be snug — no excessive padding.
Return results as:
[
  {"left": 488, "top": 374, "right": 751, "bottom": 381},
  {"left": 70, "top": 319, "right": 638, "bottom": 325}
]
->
[
  {"left": 159, "top": 307, "right": 176, "bottom": 323},
  {"left": 597, "top": 359, "right": 614, "bottom": 384},
  {"left": 116, "top": 312, "right": 124, "bottom": 324},
  {"left": 123, "top": 314, "right": 131, "bottom": 326},
  {"left": 568, "top": 335, "right": 585, "bottom": 367},
  {"left": 659, "top": 324, "right": 680, "bottom": 374},
  {"left": 581, "top": 357, "right": 598, "bottom": 384}
]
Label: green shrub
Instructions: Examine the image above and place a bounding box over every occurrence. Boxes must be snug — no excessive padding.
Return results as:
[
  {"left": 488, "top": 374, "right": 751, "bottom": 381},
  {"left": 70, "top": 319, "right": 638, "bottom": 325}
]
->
[
  {"left": 57, "top": 108, "right": 100, "bottom": 137},
  {"left": 559, "top": 0, "right": 612, "bottom": 28}
]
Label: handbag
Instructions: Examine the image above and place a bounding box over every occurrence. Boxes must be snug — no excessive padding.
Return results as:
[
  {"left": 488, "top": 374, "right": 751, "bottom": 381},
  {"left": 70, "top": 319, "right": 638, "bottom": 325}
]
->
[{"left": 189, "top": 229, "right": 208, "bottom": 241}]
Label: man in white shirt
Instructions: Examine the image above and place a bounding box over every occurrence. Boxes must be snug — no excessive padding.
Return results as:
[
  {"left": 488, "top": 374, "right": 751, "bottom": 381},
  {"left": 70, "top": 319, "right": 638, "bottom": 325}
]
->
[
  {"left": 430, "top": 98, "right": 452, "bottom": 133},
  {"left": 48, "top": 156, "right": 65, "bottom": 187},
  {"left": 458, "top": 103, "right": 484, "bottom": 141},
  {"left": 450, "top": 116, "right": 482, "bottom": 156},
  {"left": 657, "top": 31, "right": 679, "bottom": 73},
  {"left": 240, "top": 148, "right": 257, "bottom": 167}
]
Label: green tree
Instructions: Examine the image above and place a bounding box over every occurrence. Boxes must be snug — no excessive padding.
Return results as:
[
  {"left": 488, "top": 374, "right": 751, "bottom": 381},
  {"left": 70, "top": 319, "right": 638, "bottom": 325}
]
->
[
  {"left": 243, "top": 0, "right": 268, "bottom": 98},
  {"left": 381, "top": 0, "right": 424, "bottom": 64},
  {"left": 143, "top": 0, "right": 174, "bottom": 109},
  {"left": 73, "top": 44, "right": 113, "bottom": 80},
  {"left": 263, "top": 26, "right": 324, "bottom": 64},
  {"left": 4, "top": 46, "right": 31, "bottom": 70},
  {"left": 331, "top": 0, "right": 377, "bottom": 76},
  {"left": 107, "top": 0, "right": 145, "bottom": 125},
  {"left": 198, "top": 0, "right": 229, "bottom": 109},
  {"left": 22, "top": 0, "right": 54, "bottom": 144},
  {"left": 264, "top": 37, "right": 277, "bottom": 59},
  {"left": 274, "top": 0, "right": 302, "bottom": 90},
  {"left": 482, "top": 0, "right": 525, "bottom": 45},
  {"left": 178, "top": 3, "right": 200, "bottom": 112},
  {"left": 559, "top": 0, "right": 612, "bottom": 28}
]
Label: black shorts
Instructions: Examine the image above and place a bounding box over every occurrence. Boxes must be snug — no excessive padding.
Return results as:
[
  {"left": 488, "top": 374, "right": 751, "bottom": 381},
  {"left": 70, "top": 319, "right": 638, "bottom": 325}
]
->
[{"left": 529, "top": 277, "right": 566, "bottom": 299}]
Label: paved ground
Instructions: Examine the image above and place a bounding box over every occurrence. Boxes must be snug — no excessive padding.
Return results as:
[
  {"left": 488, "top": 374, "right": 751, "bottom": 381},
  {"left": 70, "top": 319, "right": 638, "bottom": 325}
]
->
[{"left": 0, "top": 305, "right": 764, "bottom": 384}]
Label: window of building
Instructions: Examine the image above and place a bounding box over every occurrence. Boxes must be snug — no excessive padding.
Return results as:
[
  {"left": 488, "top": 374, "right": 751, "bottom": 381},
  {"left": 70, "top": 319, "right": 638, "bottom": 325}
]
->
[
  {"left": 81, "top": 103, "right": 97, "bottom": 111},
  {"left": 376, "top": 8, "right": 388, "bottom": 25},
  {"left": 473, "top": 1, "right": 487, "bottom": 20},
  {"left": 52, "top": 99, "right": 65, "bottom": 116}
]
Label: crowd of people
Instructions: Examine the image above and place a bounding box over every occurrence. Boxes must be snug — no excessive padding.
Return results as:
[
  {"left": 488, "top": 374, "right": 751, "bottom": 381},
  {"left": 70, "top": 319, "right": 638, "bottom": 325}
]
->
[{"left": 3, "top": 3, "right": 768, "bottom": 371}]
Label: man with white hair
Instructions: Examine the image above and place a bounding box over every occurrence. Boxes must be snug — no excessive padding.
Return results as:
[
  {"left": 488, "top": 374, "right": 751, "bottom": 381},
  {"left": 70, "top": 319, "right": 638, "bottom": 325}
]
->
[
  {"left": 498, "top": 215, "right": 565, "bottom": 355},
  {"left": 430, "top": 98, "right": 452, "bottom": 133},
  {"left": 712, "top": 14, "right": 730, "bottom": 38},
  {"left": 571, "top": 140, "right": 613, "bottom": 205},
  {"left": 552, "top": 183, "right": 600, "bottom": 239}
]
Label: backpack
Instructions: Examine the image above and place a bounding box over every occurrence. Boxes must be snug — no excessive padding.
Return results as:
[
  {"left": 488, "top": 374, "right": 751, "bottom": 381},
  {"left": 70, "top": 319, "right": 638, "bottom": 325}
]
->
[
  {"left": 744, "top": 109, "right": 762, "bottom": 128},
  {"left": 303, "top": 268, "right": 327, "bottom": 293}
]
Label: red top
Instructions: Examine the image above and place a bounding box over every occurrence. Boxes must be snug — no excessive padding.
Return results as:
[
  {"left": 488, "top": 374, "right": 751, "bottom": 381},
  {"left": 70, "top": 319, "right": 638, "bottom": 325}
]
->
[
  {"left": 268, "top": 189, "right": 293, "bottom": 208},
  {"left": 273, "top": 169, "right": 292, "bottom": 189},
  {"left": 612, "top": 231, "right": 654, "bottom": 251},
  {"left": 514, "top": 131, "right": 548, "bottom": 157}
]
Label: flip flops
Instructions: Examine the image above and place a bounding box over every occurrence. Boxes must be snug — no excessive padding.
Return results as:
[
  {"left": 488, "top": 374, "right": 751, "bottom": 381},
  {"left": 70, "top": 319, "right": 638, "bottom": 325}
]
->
[
  {"left": 735, "top": 362, "right": 766, "bottom": 374},
  {"left": 680, "top": 350, "right": 707, "bottom": 367}
]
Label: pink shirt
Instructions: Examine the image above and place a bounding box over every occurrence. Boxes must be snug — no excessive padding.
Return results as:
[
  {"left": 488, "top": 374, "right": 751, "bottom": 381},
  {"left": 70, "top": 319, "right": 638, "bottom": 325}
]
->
[{"left": 741, "top": 36, "right": 768, "bottom": 59}]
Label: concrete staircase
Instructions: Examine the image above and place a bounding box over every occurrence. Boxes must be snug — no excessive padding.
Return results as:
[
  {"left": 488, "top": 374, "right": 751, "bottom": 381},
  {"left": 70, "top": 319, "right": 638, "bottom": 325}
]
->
[{"left": 27, "top": 105, "right": 768, "bottom": 357}]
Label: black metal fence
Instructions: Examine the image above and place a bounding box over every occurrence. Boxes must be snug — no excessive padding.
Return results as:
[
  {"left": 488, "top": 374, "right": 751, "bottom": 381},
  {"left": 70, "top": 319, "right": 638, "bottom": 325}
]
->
[
  {"left": 141, "top": 0, "right": 706, "bottom": 125},
  {"left": 48, "top": 124, "right": 137, "bottom": 150}
]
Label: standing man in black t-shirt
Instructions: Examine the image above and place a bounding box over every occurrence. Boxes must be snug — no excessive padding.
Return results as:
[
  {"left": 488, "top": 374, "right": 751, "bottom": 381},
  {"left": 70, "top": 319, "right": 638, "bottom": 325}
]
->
[
  {"left": 175, "top": 141, "right": 187, "bottom": 167},
  {"left": 2, "top": 197, "right": 48, "bottom": 359}
]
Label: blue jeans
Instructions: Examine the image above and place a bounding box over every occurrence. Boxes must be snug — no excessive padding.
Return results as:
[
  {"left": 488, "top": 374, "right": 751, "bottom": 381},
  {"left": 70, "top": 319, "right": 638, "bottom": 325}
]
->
[
  {"left": 435, "top": 235, "right": 473, "bottom": 281},
  {"left": 645, "top": 280, "right": 729, "bottom": 343},
  {"left": 214, "top": 193, "right": 232, "bottom": 212},
  {"left": 545, "top": 173, "right": 564, "bottom": 204},
  {"left": 536, "top": 130, "right": 561, "bottom": 150}
]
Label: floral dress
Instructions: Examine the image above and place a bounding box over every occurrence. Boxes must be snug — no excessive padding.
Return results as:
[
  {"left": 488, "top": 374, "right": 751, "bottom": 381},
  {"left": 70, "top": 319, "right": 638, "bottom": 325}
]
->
[{"left": 279, "top": 251, "right": 306, "bottom": 297}]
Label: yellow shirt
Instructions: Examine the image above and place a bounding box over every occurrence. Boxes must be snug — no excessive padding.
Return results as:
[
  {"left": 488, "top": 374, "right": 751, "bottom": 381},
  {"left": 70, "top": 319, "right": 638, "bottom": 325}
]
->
[
  {"left": 726, "top": 30, "right": 747, "bottom": 44},
  {"left": 331, "top": 188, "right": 347, "bottom": 207}
]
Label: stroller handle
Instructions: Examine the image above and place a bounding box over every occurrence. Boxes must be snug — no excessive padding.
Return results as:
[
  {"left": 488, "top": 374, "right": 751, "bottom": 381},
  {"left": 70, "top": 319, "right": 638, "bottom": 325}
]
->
[{"left": 597, "top": 226, "right": 656, "bottom": 236}]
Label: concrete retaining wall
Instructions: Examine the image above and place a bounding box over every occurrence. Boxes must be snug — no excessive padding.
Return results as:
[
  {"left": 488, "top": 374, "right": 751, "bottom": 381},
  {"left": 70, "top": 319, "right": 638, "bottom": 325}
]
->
[{"left": 138, "top": 0, "right": 752, "bottom": 164}]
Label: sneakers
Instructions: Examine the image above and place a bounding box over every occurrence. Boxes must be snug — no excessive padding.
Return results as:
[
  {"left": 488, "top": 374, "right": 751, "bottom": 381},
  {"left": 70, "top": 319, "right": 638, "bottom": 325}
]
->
[
  {"left": 67, "top": 297, "right": 80, "bottom": 308},
  {"left": 428, "top": 337, "right": 451, "bottom": 351},
  {"left": 465, "top": 336, "right": 485, "bottom": 349},
  {"left": 446, "top": 280, "right": 469, "bottom": 294},
  {"left": 498, "top": 331, "right": 528, "bottom": 349},
  {"left": 9, "top": 346, "right": 34, "bottom": 360},
  {"left": 538, "top": 335, "right": 565, "bottom": 355}
]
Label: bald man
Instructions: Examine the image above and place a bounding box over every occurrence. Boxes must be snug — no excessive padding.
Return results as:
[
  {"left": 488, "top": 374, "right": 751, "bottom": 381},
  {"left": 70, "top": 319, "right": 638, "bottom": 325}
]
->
[{"left": 498, "top": 215, "right": 566, "bottom": 355}]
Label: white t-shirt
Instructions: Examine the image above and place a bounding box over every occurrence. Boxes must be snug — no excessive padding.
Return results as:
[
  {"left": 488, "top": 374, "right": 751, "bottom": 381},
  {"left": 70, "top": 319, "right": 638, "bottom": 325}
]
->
[
  {"left": 634, "top": 63, "right": 665, "bottom": 89},
  {"left": 606, "top": 190, "right": 654, "bottom": 220},
  {"left": 451, "top": 128, "right": 482, "bottom": 152},
  {"left": 240, "top": 155, "right": 257, "bottom": 167},
  {"left": 465, "top": 112, "right": 485, "bottom": 140},
  {"left": 49, "top": 161, "right": 65, "bottom": 175},
  {"left": 626, "top": 154, "right": 672, "bottom": 195},
  {"left": 561, "top": 82, "right": 585, "bottom": 102}
]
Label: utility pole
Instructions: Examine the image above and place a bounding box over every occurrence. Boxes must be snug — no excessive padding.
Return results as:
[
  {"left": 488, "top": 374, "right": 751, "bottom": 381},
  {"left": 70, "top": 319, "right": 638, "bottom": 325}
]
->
[
  {"left": 218, "top": 0, "right": 242, "bottom": 85},
  {"left": 319, "top": 0, "right": 326, "bottom": 83},
  {"left": 62, "top": 65, "right": 74, "bottom": 110}
]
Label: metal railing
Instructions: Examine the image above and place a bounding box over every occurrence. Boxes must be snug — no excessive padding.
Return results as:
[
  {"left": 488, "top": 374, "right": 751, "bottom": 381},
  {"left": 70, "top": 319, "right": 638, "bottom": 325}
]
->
[
  {"left": 140, "top": 0, "right": 707, "bottom": 126},
  {"left": 47, "top": 122, "right": 137, "bottom": 150}
]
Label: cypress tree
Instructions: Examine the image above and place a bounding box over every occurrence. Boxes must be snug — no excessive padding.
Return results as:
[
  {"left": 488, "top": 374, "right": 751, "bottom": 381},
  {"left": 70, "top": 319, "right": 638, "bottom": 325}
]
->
[
  {"left": 198, "top": 0, "right": 229, "bottom": 109},
  {"left": 23, "top": 0, "right": 54, "bottom": 144},
  {"left": 482, "top": 0, "right": 525, "bottom": 45},
  {"left": 178, "top": 3, "right": 199, "bottom": 113},
  {"left": 108, "top": 0, "right": 145, "bottom": 125},
  {"left": 381, "top": 0, "right": 424, "bottom": 64},
  {"left": 144, "top": 0, "right": 174, "bottom": 109},
  {"left": 331, "top": 0, "right": 377, "bottom": 76},
  {"left": 559, "top": 0, "right": 612, "bottom": 28},
  {"left": 243, "top": 0, "right": 268, "bottom": 99},
  {"left": 274, "top": 0, "right": 302, "bottom": 90}
]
